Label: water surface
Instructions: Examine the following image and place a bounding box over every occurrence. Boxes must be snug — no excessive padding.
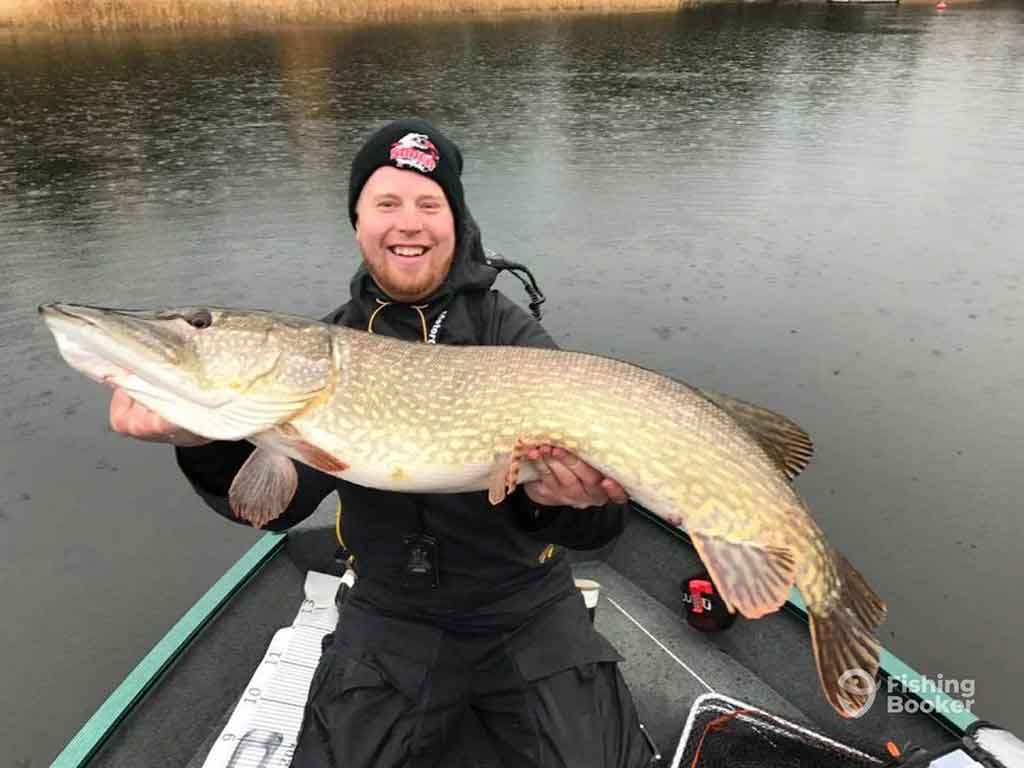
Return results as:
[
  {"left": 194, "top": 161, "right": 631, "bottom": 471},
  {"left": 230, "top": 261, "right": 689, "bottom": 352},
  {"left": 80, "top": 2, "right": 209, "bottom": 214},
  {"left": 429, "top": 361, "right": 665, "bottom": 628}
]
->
[{"left": 2, "top": 4, "right": 1023, "bottom": 764}]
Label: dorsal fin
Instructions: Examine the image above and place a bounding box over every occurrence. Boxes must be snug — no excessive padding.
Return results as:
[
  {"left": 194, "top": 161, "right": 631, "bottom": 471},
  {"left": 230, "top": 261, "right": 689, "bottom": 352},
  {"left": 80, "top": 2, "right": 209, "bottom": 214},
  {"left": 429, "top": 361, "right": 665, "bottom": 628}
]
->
[{"left": 698, "top": 388, "right": 814, "bottom": 481}]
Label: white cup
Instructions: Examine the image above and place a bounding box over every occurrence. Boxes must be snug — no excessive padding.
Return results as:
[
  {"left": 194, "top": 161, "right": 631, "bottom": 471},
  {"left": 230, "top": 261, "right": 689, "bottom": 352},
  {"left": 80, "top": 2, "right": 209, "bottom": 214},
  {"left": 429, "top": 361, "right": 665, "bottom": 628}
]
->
[{"left": 575, "top": 578, "right": 601, "bottom": 622}]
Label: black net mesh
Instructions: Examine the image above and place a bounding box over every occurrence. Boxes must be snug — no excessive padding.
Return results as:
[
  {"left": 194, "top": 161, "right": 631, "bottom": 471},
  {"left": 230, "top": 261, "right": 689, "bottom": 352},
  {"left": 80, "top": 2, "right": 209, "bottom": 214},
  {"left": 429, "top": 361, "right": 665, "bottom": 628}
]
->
[{"left": 674, "top": 695, "right": 882, "bottom": 768}]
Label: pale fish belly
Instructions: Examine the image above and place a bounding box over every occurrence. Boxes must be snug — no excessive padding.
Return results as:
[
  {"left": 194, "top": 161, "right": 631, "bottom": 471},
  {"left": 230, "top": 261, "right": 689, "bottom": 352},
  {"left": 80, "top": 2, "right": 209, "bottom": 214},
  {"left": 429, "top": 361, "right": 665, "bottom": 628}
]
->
[
  {"left": 274, "top": 422, "right": 546, "bottom": 495},
  {"left": 333, "top": 458, "right": 497, "bottom": 494}
]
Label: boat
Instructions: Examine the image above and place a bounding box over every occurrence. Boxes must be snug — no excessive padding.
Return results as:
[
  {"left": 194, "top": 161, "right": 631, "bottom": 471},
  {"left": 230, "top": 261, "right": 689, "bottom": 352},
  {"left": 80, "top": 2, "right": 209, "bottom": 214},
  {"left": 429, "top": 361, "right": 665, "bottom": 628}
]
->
[{"left": 51, "top": 501, "right": 1017, "bottom": 767}]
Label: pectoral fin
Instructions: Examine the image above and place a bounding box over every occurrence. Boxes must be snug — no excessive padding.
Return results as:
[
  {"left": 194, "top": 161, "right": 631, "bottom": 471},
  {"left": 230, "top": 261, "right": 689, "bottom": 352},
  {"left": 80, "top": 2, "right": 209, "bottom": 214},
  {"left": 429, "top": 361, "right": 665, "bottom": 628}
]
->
[
  {"left": 488, "top": 438, "right": 539, "bottom": 505},
  {"left": 690, "top": 531, "right": 797, "bottom": 620},
  {"left": 229, "top": 448, "right": 298, "bottom": 528},
  {"left": 488, "top": 452, "right": 518, "bottom": 505}
]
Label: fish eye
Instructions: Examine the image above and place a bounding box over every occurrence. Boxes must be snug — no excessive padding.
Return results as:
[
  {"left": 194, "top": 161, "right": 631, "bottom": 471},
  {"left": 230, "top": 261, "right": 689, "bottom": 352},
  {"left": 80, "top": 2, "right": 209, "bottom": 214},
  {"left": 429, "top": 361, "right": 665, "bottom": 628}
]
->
[{"left": 187, "top": 309, "right": 213, "bottom": 329}]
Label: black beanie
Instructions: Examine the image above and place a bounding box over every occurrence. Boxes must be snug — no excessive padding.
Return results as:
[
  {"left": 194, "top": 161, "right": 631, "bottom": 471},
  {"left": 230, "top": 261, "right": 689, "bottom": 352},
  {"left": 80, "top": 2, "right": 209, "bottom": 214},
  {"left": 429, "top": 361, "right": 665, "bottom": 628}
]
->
[{"left": 348, "top": 119, "right": 466, "bottom": 238}]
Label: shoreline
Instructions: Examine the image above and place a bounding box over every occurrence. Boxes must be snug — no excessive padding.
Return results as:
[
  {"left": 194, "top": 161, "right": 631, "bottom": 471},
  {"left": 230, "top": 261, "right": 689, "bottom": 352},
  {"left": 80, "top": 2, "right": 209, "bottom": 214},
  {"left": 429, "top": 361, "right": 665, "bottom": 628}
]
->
[{"left": 0, "top": 0, "right": 703, "bottom": 31}]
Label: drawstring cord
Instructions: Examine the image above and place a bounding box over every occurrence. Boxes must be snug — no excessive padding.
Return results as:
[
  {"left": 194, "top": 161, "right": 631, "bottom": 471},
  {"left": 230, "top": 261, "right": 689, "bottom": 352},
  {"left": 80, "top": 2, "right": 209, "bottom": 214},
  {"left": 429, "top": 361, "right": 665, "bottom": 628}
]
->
[
  {"left": 366, "top": 298, "right": 429, "bottom": 342},
  {"left": 367, "top": 298, "right": 392, "bottom": 335},
  {"left": 484, "top": 254, "right": 546, "bottom": 321},
  {"left": 411, "top": 304, "right": 429, "bottom": 342}
]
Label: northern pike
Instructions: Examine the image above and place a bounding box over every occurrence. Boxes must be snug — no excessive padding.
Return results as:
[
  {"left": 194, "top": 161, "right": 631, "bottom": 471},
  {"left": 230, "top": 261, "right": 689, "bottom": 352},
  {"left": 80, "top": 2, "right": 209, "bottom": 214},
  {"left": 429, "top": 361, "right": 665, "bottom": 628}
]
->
[{"left": 39, "top": 302, "right": 885, "bottom": 718}]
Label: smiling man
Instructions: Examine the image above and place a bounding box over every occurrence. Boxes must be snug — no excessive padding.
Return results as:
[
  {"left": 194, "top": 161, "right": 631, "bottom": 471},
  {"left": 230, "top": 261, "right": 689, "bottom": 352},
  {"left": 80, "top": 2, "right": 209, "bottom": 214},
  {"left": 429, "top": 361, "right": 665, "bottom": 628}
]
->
[{"left": 110, "top": 119, "right": 654, "bottom": 767}]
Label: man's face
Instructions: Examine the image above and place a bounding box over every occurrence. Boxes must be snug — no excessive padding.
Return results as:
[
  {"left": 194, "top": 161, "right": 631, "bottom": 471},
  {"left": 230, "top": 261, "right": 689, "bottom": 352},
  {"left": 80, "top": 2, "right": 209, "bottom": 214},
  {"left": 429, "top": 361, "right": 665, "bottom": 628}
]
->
[{"left": 354, "top": 166, "right": 456, "bottom": 303}]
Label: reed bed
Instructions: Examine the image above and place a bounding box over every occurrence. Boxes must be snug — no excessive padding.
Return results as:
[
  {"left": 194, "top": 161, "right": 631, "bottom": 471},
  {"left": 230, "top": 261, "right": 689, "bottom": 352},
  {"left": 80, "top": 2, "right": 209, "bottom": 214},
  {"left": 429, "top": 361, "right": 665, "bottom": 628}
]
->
[{"left": 0, "top": 0, "right": 689, "bottom": 30}]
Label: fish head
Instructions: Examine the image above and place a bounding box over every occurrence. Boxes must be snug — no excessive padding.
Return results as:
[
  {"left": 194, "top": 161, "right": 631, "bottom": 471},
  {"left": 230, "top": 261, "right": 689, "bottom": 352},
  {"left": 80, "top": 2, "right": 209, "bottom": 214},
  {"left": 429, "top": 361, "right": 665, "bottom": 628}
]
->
[{"left": 39, "top": 303, "right": 334, "bottom": 440}]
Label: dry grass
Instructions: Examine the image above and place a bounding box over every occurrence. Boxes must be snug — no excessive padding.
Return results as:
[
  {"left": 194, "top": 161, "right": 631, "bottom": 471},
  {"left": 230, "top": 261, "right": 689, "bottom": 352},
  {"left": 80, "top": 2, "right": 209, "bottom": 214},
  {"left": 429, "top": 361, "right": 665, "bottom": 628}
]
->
[{"left": 0, "top": 0, "right": 688, "bottom": 30}]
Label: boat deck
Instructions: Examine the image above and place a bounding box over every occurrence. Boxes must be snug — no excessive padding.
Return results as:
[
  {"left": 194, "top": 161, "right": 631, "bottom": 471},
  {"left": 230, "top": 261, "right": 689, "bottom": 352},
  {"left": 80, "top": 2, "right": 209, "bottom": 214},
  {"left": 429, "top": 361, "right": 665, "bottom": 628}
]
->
[{"left": 86, "top": 507, "right": 956, "bottom": 767}]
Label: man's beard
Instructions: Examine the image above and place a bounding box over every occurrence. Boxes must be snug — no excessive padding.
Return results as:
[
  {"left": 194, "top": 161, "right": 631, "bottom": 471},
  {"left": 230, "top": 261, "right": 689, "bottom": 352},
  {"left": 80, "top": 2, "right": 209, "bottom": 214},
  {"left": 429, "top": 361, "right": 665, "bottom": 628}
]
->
[{"left": 367, "top": 261, "right": 444, "bottom": 303}]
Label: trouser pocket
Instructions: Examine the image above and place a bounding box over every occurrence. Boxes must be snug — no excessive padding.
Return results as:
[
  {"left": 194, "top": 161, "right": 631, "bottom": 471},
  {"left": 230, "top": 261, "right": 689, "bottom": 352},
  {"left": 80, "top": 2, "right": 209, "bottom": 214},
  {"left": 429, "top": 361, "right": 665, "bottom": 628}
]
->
[
  {"left": 475, "top": 594, "right": 652, "bottom": 768},
  {"left": 294, "top": 644, "right": 429, "bottom": 768}
]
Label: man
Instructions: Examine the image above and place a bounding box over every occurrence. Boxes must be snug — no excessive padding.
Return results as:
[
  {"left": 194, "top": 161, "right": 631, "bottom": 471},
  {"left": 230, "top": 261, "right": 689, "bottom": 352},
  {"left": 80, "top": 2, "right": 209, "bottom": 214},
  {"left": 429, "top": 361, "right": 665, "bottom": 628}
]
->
[{"left": 110, "top": 119, "right": 654, "bottom": 767}]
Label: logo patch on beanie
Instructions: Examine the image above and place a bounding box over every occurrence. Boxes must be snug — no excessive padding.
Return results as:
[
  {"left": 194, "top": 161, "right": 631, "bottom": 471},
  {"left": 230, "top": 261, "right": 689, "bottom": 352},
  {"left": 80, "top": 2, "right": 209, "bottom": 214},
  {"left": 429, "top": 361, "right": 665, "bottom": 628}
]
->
[{"left": 390, "top": 133, "right": 439, "bottom": 174}]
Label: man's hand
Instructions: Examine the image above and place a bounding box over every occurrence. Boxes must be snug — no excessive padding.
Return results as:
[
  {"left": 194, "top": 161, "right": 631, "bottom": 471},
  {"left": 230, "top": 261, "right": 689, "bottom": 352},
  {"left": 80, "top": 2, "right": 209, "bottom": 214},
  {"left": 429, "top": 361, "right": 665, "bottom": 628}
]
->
[
  {"left": 523, "top": 445, "right": 628, "bottom": 509},
  {"left": 109, "top": 388, "right": 211, "bottom": 447}
]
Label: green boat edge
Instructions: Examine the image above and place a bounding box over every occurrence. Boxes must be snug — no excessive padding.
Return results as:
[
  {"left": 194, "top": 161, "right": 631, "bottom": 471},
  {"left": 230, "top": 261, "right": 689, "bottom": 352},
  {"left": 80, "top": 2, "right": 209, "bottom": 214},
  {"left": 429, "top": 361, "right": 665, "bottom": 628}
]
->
[{"left": 51, "top": 508, "right": 977, "bottom": 767}]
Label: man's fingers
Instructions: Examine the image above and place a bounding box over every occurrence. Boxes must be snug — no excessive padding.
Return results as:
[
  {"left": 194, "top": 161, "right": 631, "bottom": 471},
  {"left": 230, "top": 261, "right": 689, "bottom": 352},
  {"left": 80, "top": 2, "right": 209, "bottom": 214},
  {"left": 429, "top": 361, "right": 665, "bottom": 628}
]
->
[
  {"left": 109, "top": 387, "right": 133, "bottom": 431},
  {"left": 526, "top": 481, "right": 552, "bottom": 504},
  {"left": 110, "top": 389, "right": 155, "bottom": 436},
  {"left": 551, "top": 447, "right": 605, "bottom": 488},
  {"left": 111, "top": 391, "right": 144, "bottom": 435},
  {"left": 109, "top": 389, "right": 181, "bottom": 441},
  {"left": 601, "top": 478, "right": 628, "bottom": 505},
  {"left": 147, "top": 410, "right": 173, "bottom": 437},
  {"left": 524, "top": 445, "right": 629, "bottom": 508},
  {"left": 544, "top": 456, "right": 585, "bottom": 493},
  {"left": 524, "top": 472, "right": 564, "bottom": 508}
]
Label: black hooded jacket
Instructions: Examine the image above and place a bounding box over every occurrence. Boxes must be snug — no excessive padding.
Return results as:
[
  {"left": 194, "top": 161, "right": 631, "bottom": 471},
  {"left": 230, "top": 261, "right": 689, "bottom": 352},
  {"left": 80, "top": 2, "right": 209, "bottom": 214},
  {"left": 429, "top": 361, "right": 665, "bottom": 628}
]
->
[{"left": 174, "top": 218, "right": 627, "bottom": 632}]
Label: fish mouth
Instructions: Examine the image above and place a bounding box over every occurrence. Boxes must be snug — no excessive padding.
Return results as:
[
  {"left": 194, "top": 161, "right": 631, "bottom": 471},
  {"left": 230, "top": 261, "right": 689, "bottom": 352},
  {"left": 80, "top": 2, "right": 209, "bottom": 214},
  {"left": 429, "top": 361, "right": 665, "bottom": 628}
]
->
[
  {"left": 40, "top": 303, "right": 167, "bottom": 326},
  {"left": 40, "top": 304, "right": 138, "bottom": 389},
  {"left": 39, "top": 302, "right": 110, "bottom": 327},
  {"left": 40, "top": 304, "right": 189, "bottom": 357},
  {"left": 39, "top": 302, "right": 204, "bottom": 399},
  {"left": 39, "top": 303, "right": 172, "bottom": 343}
]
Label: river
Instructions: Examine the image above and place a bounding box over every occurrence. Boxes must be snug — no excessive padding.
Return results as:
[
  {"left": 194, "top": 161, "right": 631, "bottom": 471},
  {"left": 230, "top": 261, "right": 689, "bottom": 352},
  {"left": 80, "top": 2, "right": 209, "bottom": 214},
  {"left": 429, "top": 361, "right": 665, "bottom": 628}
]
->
[{"left": 2, "top": 3, "right": 1023, "bottom": 764}]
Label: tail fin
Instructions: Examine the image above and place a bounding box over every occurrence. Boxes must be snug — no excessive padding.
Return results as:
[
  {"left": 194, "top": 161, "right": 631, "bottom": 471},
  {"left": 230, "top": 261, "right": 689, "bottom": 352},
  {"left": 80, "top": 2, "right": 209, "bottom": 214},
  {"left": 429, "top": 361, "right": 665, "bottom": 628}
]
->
[{"left": 808, "top": 551, "right": 887, "bottom": 718}]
